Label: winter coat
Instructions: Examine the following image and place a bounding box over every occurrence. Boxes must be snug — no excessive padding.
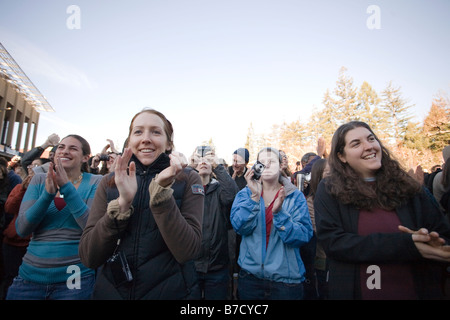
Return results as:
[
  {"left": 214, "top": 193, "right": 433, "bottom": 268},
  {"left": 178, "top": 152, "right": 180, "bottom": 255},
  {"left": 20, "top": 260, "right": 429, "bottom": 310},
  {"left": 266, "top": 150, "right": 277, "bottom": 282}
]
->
[
  {"left": 79, "top": 153, "right": 204, "bottom": 299},
  {"left": 231, "top": 176, "right": 313, "bottom": 284}
]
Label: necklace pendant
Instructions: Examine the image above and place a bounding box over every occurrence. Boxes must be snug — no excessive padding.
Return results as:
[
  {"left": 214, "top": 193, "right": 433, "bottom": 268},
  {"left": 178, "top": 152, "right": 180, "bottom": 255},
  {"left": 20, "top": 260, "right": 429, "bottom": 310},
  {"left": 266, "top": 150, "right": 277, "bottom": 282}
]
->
[{"left": 72, "top": 173, "right": 83, "bottom": 185}]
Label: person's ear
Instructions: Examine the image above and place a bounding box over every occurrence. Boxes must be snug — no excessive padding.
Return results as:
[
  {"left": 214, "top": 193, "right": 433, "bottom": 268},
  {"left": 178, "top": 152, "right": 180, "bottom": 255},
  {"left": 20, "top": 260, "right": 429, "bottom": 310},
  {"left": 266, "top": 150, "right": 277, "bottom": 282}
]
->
[{"left": 337, "top": 152, "right": 347, "bottom": 163}]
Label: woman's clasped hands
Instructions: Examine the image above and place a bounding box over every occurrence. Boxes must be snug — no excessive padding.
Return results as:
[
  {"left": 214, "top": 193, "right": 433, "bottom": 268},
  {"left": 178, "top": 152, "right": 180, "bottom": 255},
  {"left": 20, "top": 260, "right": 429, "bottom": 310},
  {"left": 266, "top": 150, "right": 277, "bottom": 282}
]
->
[{"left": 399, "top": 225, "right": 450, "bottom": 262}]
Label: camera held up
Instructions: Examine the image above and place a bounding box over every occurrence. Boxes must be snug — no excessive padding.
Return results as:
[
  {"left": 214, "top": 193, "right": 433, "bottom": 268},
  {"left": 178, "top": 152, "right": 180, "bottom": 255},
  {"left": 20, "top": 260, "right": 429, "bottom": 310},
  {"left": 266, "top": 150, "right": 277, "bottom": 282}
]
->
[
  {"left": 251, "top": 160, "right": 265, "bottom": 180},
  {"left": 99, "top": 154, "right": 110, "bottom": 161},
  {"left": 196, "top": 146, "right": 212, "bottom": 158}
]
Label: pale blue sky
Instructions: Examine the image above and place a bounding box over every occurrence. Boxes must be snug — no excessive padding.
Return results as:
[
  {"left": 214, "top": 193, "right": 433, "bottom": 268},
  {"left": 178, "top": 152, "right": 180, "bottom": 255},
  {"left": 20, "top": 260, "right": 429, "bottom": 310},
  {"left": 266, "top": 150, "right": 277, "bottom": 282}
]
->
[{"left": 1, "top": 0, "right": 449, "bottom": 162}]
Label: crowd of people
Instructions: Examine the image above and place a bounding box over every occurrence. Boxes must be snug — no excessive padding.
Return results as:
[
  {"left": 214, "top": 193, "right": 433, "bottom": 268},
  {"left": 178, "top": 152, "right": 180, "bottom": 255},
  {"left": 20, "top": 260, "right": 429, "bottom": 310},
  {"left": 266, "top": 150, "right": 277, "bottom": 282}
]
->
[{"left": 0, "top": 108, "right": 449, "bottom": 300}]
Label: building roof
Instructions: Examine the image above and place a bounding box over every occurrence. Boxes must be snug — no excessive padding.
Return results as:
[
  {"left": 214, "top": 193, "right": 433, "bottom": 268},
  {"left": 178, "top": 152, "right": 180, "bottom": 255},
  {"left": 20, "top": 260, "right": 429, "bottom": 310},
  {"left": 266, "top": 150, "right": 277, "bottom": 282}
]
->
[{"left": 0, "top": 42, "right": 54, "bottom": 113}]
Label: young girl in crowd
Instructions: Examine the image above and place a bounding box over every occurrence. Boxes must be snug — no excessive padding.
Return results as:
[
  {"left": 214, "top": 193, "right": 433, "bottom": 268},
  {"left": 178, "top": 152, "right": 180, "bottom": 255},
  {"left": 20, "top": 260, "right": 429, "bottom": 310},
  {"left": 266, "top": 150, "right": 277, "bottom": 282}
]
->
[
  {"left": 231, "top": 147, "right": 313, "bottom": 300},
  {"left": 314, "top": 121, "right": 450, "bottom": 300},
  {"left": 6, "top": 135, "right": 101, "bottom": 300},
  {"left": 79, "top": 108, "right": 204, "bottom": 299}
]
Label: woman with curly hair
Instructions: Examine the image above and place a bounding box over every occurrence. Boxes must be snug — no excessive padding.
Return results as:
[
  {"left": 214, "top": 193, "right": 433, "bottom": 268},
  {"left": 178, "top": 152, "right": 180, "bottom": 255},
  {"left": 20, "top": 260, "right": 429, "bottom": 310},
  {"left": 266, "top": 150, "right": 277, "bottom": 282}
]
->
[{"left": 314, "top": 121, "right": 450, "bottom": 300}]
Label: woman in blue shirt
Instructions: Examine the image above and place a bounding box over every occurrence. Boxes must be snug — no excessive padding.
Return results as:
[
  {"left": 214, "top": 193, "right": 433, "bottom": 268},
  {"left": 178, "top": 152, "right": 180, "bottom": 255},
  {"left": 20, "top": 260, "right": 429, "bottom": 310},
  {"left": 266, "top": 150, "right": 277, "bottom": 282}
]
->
[
  {"left": 231, "top": 147, "right": 313, "bottom": 300},
  {"left": 6, "top": 134, "right": 102, "bottom": 300}
]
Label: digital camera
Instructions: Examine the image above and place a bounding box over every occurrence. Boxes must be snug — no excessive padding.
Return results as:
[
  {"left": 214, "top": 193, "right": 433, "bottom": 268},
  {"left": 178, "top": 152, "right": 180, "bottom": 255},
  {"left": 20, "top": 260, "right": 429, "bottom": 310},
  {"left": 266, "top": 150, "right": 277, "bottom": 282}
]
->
[
  {"left": 251, "top": 160, "right": 265, "bottom": 180},
  {"left": 99, "top": 154, "right": 110, "bottom": 161},
  {"left": 196, "top": 146, "right": 212, "bottom": 157}
]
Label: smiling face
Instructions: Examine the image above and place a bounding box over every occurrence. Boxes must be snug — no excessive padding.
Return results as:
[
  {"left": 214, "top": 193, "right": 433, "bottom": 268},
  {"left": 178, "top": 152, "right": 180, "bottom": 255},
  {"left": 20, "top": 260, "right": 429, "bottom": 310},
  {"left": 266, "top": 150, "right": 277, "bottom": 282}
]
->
[
  {"left": 337, "top": 126, "right": 382, "bottom": 179},
  {"left": 231, "top": 154, "right": 246, "bottom": 175},
  {"left": 55, "top": 136, "right": 89, "bottom": 171},
  {"left": 128, "top": 112, "right": 171, "bottom": 166}
]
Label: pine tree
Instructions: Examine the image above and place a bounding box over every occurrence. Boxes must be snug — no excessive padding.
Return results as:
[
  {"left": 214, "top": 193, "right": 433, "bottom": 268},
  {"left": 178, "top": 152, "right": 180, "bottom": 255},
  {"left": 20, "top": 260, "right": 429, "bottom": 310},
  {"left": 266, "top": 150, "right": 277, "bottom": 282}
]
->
[
  {"left": 423, "top": 92, "right": 450, "bottom": 151},
  {"left": 380, "top": 81, "right": 414, "bottom": 146}
]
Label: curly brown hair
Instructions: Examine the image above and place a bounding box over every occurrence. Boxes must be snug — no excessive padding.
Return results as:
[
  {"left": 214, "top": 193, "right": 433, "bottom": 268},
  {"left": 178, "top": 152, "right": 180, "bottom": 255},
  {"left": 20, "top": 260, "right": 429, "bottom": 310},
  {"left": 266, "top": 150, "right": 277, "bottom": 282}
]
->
[{"left": 326, "top": 121, "right": 421, "bottom": 210}]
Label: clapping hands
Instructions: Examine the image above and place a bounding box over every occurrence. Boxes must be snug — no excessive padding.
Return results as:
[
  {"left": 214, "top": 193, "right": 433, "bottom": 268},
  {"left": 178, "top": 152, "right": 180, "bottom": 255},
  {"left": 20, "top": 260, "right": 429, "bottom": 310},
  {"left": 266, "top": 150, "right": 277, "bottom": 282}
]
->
[{"left": 399, "top": 225, "right": 450, "bottom": 262}]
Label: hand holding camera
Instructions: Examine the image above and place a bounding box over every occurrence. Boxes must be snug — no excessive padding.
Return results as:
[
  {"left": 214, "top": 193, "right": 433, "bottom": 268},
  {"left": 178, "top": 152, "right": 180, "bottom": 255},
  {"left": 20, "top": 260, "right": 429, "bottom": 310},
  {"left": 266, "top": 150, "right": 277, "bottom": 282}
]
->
[
  {"left": 250, "top": 160, "right": 265, "bottom": 180},
  {"left": 245, "top": 164, "right": 263, "bottom": 203},
  {"left": 99, "top": 154, "right": 110, "bottom": 161},
  {"left": 193, "top": 146, "right": 221, "bottom": 169}
]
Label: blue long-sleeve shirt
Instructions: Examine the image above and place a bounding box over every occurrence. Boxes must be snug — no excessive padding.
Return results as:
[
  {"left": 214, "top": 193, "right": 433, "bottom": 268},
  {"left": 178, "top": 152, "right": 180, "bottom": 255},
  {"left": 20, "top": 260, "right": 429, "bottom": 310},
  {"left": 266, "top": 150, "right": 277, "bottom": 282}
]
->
[{"left": 16, "top": 172, "right": 102, "bottom": 284}]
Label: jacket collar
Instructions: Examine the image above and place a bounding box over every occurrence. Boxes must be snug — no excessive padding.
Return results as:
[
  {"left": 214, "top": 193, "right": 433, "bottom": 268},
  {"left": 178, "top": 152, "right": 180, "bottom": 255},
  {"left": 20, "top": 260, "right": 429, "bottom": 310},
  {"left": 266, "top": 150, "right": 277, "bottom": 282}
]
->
[
  {"left": 280, "top": 175, "right": 297, "bottom": 196},
  {"left": 131, "top": 152, "right": 171, "bottom": 175}
]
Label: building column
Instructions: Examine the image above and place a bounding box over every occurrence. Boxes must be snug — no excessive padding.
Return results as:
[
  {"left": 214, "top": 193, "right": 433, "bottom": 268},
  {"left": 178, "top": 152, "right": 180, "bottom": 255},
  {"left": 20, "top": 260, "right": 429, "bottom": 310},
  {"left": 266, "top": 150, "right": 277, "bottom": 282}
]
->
[
  {"left": 23, "top": 116, "right": 32, "bottom": 153},
  {"left": 15, "top": 99, "right": 25, "bottom": 152},
  {"left": 32, "top": 112, "right": 39, "bottom": 149},
  {"left": 0, "top": 81, "right": 9, "bottom": 144},
  {"left": 5, "top": 95, "right": 17, "bottom": 147}
]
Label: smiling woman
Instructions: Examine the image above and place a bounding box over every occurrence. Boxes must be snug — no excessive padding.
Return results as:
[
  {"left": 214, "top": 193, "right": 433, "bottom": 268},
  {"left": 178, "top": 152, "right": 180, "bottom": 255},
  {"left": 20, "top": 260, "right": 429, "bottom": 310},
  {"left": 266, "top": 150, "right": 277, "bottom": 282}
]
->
[
  {"left": 79, "top": 108, "right": 205, "bottom": 300},
  {"left": 314, "top": 120, "right": 450, "bottom": 300},
  {"left": 6, "top": 134, "right": 103, "bottom": 300}
]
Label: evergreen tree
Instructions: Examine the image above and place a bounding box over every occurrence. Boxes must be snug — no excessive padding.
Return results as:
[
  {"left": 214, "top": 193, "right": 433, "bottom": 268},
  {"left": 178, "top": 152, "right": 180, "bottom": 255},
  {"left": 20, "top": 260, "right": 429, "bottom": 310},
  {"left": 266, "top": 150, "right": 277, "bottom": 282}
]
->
[
  {"left": 423, "top": 93, "right": 450, "bottom": 151},
  {"left": 380, "top": 81, "right": 414, "bottom": 145},
  {"left": 316, "top": 67, "right": 360, "bottom": 141}
]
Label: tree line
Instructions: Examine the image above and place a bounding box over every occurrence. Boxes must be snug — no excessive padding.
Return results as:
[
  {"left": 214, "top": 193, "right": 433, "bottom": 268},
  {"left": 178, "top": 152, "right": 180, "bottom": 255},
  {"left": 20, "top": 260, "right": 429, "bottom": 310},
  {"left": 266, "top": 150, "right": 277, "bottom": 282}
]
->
[{"left": 245, "top": 67, "right": 450, "bottom": 172}]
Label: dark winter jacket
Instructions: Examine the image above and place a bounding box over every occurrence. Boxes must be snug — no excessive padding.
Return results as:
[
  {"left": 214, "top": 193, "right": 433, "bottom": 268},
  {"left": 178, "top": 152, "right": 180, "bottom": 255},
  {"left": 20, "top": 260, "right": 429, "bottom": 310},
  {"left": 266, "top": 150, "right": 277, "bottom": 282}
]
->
[
  {"left": 314, "top": 179, "right": 450, "bottom": 300},
  {"left": 195, "top": 164, "right": 239, "bottom": 273},
  {"left": 79, "top": 153, "right": 204, "bottom": 299}
]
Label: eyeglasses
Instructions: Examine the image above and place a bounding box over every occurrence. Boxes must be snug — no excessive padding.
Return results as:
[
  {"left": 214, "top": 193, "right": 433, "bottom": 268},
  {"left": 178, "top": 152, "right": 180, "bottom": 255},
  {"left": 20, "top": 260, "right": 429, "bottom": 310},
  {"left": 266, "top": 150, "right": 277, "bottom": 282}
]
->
[{"left": 27, "top": 164, "right": 39, "bottom": 168}]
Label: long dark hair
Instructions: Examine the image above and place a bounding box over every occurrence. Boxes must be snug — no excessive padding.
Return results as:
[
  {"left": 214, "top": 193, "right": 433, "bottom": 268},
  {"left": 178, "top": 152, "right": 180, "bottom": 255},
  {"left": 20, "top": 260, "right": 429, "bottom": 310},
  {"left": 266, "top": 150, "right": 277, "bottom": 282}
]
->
[
  {"left": 308, "top": 158, "right": 328, "bottom": 199},
  {"left": 326, "top": 121, "right": 420, "bottom": 210}
]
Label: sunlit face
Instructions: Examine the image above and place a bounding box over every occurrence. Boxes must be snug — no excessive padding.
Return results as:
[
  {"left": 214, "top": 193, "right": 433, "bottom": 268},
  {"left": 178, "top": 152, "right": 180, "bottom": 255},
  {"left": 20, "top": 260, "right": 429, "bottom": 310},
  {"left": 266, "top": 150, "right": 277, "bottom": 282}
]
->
[
  {"left": 258, "top": 150, "right": 280, "bottom": 180},
  {"left": 338, "top": 127, "right": 382, "bottom": 179},
  {"left": 232, "top": 154, "right": 246, "bottom": 174},
  {"left": 55, "top": 137, "right": 89, "bottom": 171},
  {"left": 195, "top": 158, "right": 213, "bottom": 177},
  {"left": 128, "top": 112, "right": 170, "bottom": 166}
]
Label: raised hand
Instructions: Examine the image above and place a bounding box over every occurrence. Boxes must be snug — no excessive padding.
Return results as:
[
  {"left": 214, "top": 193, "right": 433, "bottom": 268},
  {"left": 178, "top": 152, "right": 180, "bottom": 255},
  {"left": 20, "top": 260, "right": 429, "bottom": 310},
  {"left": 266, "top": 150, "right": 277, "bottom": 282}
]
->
[
  {"left": 204, "top": 150, "right": 221, "bottom": 169},
  {"left": 156, "top": 151, "right": 187, "bottom": 188},
  {"left": 54, "top": 156, "right": 70, "bottom": 187},
  {"left": 45, "top": 162, "right": 58, "bottom": 194},
  {"left": 115, "top": 148, "right": 137, "bottom": 212},
  {"left": 244, "top": 167, "right": 262, "bottom": 202},
  {"left": 272, "top": 186, "right": 286, "bottom": 213}
]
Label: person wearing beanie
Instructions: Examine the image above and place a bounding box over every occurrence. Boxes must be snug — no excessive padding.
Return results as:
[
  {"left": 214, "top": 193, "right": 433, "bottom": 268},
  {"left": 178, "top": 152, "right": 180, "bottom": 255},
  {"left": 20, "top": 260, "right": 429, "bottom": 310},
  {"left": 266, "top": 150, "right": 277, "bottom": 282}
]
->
[
  {"left": 228, "top": 148, "right": 250, "bottom": 191},
  {"left": 433, "top": 145, "right": 450, "bottom": 213}
]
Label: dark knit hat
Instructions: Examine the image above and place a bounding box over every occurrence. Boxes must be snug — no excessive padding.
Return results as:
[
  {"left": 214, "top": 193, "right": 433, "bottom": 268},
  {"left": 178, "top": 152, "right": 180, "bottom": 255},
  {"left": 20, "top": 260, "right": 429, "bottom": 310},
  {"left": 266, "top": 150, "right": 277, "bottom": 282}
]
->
[{"left": 233, "top": 148, "right": 249, "bottom": 163}]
